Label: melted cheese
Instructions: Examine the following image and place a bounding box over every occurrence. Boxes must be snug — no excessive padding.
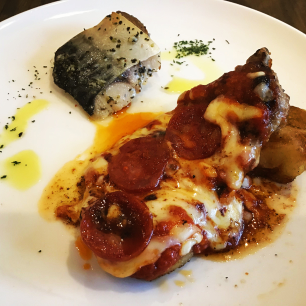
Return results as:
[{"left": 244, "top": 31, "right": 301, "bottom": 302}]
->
[
  {"left": 180, "top": 232, "right": 203, "bottom": 256},
  {"left": 247, "top": 71, "right": 265, "bottom": 79},
  {"left": 89, "top": 155, "right": 244, "bottom": 276},
  {"left": 97, "top": 224, "right": 199, "bottom": 278},
  {"left": 204, "top": 96, "right": 262, "bottom": 189},
  {"left": 97, "top": 237, "right": 176, "bottom": 278},
  {"left": 254, "top": 82, "right": 273, "bottom": 102},
  {"left": 84, "top": 105, "right": 254, "bottom": 277}
]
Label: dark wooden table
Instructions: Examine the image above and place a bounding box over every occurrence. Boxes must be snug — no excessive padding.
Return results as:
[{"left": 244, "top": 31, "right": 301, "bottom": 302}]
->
[{"left": 0, "top": 0, "right": 305, "bottom": 35}]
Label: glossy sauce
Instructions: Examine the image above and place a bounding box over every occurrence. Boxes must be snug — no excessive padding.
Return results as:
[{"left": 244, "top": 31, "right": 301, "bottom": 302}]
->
[
  {"left": 174, "top": 280, "right": 186, "bottom": 288},
  {"left": 83, "top": 263, "right": 92, "bottom": 270},
  {"left": 204, "top": 179, "right": 297, "bottom": 261},
  {"left": 39, "top": 111, "right": 160, "bottom": 221},
  {"left": 2, "top": 150, "right": 41, "bottom": 190},
  {"left": 179, "top": 270, "right": 194, "bottom": 283},
  {"left": 161, "top": 51, "right": 222, "bottom": 93},
  {"left": 75, "top": 236, "right": 93, "bottom": 270},
  {"left": 75, "top": 236, "right": 92, "bottom": 261}
]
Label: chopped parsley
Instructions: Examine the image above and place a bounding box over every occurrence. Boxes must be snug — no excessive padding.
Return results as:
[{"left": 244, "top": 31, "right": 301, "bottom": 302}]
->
[
  {"left": 11, "top": 161, "right": 21, "bottom": 166},
  {"left": 174, "top": 39, "right": 212, "bottom": 59},
  {"left": 173, "top": 60, "right": 185, "bottom": 65}
]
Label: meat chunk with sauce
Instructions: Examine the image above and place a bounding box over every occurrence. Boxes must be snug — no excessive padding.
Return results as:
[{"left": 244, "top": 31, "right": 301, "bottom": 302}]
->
[
  {"left": 166, "top": 47, "right": 290, "bottom": 189},
  {"left": 60, "top": 48, "right": 291, "bottom": 281},
  {"left": 250, "top": 106, "right": 306, "bottom": 183}
]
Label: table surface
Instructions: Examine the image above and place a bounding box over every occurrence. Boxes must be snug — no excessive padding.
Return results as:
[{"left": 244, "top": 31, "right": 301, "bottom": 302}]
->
[{"left": 0, "top": 0, "right": 305, "bottom": 35}]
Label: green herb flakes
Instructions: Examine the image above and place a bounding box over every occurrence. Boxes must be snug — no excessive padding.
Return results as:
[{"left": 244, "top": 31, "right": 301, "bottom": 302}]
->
[
  {"left": 173, "top": 39, "right": 212, "bottom": 59},
  {"left": 11, "top": 161, "right": 21, "bottom": 166}
]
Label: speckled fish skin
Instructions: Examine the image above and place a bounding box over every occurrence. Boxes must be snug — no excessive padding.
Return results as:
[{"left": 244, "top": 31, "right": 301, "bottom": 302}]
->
[{"left": 53, "top": 12, "right": 160, "bottom": 118}]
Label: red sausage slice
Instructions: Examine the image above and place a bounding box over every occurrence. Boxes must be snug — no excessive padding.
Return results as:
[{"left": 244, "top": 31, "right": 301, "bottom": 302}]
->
[
  {"left": 80, "top": 191, "right": 153, "bottom": 262},
  {"left": 108, "top": 136, "right": 169, "bottom": 192},
  {"left": 166, "top": 103, "right": 221, "bottom": 160}
]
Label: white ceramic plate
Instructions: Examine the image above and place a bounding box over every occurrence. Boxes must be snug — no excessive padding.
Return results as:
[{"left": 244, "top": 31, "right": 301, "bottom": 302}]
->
[{"left": 0, "top": 0, "right": 306, "bottom": 305}]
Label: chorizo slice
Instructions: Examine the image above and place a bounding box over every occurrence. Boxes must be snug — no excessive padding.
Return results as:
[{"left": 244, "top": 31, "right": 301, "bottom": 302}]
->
[
  {"left": 166, "top": 103, "right": 221, "bottom": 160},
  {"left": 108, "top": 136, "right": 169, "bottom": 192},
  {"left": 80, "top": 191, "right": 153, "bottom": 261}
]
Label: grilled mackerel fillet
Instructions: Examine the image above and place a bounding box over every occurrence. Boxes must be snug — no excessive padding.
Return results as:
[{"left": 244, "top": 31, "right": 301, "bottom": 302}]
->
[{"left": 53, "top": 11, "right": 161, "bottom": 120}]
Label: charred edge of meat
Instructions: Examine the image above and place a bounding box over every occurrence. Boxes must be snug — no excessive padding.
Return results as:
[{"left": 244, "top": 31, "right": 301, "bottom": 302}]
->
[
  {"left": 116, "top": 11, "right": 149, "bottom": 35},
  {"left": 246, "top": 47, "right": 272, "bottom": 67}
]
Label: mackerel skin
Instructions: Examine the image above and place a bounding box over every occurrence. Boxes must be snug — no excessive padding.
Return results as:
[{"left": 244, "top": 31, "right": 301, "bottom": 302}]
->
[{"left": 53, "top": 12, "right": 160, "bottom": 117}]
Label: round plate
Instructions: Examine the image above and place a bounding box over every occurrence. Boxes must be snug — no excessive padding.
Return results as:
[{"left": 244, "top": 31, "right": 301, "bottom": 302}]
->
[{"left": 0, "top": 0, "right": 306, "bottom": 305}]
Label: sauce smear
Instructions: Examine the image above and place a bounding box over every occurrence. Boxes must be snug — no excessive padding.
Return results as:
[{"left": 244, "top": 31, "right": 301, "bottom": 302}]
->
[
  {"left": 39, "top": 112, "right": 160, "bottom": 221},
  {"left": 75, "top": 236, "right": 92, "bottom": 261},
  {"left": 204, "top": 179, "right": 297, "bottom": 261}
]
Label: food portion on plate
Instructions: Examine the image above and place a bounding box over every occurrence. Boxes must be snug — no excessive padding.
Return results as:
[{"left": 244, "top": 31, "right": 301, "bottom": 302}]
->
[
  {"left": 250, "top": 105, "right": 306, "bottom": 183},
  {"left": 52, "top": 46, "right": 306, "bottom": 281},
  {"left": 53, "top": 11, "right": 161, "bottom": 120}
]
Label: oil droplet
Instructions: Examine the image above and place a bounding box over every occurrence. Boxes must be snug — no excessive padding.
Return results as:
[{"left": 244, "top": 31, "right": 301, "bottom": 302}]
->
[
  {"left": 277, "top": 280, "right": 286, "bottom": 287},
  {"left": 83, "top": 263, "right": 91, "bottom": 270},
  {"left": 75, "top": 236, "right": 92, "bottom": 261},
  {"left": 161, "top": 51, "right": 222, "bottom": 94},
  {"left": 90, "top": 112, "right": 161, "bottom": 156},
  {"left": 174, "top": 280, "right": 186, "bottom": 288},
  {"left": 179, "top": 270, "right": 195, "bottom": 282},
  {"left": 0, "top": 99, "right": 49, "bottom": 147},
  {"left": 257, "top": 279, "right": 286, "bottom": 300},
  {"left": 158, "top": 279, "right": 169, "bottom": 292},
  {"left": 161, "top": 50, "right": 177, "bottom": 61},
  {"left": 166, "top": 56, "right": 222, "bottom": 93},
  {"left": 2, "top": 150, "right": 41, "bottom": 190},
  {"left": 39, "top": 112, "right": 160, "bottom": 221}
]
